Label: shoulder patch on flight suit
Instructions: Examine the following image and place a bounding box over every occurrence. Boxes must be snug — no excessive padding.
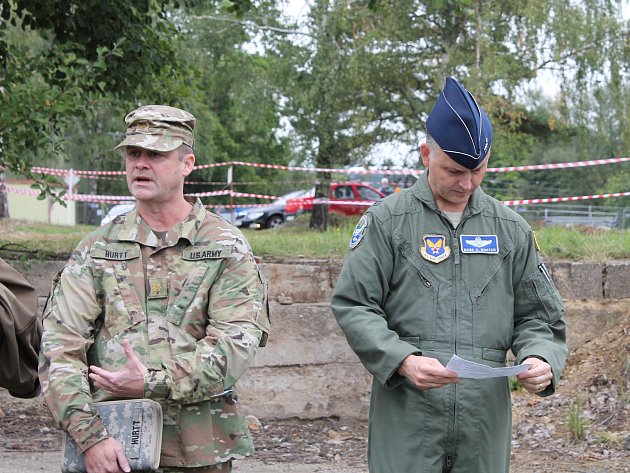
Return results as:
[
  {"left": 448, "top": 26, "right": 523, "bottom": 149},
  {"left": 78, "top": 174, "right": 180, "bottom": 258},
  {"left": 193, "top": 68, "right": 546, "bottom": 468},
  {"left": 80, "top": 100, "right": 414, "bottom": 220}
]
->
[
  {"left": 90, "top": 244, "right": 140, "bottom": 260},
  {"left": 349, "top": 215, "right": 368, "bottom": 250},
  {"left": 183, "top": 244, "right": 233, "bottom": 260},
  {"left": 420, "top": 235, "right": 450, "bottom": 263}
]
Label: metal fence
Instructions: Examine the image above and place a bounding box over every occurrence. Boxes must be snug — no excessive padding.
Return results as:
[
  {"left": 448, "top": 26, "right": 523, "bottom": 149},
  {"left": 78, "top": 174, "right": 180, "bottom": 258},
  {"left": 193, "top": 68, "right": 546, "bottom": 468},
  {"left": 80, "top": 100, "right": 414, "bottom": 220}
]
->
[{"left": 511, "top": 204, "right": 630, "bottom": 229}]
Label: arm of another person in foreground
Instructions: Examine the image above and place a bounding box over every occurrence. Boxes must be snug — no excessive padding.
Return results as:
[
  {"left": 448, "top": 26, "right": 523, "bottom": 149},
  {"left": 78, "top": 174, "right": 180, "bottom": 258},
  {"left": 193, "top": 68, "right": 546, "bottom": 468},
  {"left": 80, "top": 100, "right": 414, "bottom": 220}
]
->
[{"left": 0, "top": 258, "right": 42, "bottom": 398}]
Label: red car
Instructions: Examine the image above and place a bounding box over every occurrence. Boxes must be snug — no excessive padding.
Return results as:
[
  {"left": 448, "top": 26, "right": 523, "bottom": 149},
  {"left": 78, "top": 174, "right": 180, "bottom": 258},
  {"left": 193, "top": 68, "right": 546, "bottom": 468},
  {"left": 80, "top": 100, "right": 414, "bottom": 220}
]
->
[{"left": 285, "top": 182, "right": 385, "bottom": 217}]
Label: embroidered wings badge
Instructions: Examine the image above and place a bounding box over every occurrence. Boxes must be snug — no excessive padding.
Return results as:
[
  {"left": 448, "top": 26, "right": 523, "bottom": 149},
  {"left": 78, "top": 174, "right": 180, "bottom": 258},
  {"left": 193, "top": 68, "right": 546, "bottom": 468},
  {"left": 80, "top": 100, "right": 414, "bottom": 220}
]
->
[{"left": 465, "top": 236, "right": 493, "bottom": 248}]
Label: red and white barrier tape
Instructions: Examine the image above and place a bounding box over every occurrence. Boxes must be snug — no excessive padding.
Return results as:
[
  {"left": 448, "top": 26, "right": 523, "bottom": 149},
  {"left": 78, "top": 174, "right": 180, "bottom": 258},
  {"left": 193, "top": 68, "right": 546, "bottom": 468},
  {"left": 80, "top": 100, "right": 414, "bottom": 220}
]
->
[
  {"left": 28, "top": 156, "right": 630, "bottom": 178},
  {"left": 488, "top": 158, "right": 630, "bottom": 173},
  {"left": 207, "top": 203, "right": 282, "bottom": 210},
  {"left": 4, "top": 185, "right": 629, "bottom": 206},
  {"left": 312, "top": 198, "right": 375, "bottom": 207},
  {"left": 4, "top": 186, "right": 41, "bottom": 196},
  {"left": 502, "top": 192, "right": 630, "bottom": 206}
]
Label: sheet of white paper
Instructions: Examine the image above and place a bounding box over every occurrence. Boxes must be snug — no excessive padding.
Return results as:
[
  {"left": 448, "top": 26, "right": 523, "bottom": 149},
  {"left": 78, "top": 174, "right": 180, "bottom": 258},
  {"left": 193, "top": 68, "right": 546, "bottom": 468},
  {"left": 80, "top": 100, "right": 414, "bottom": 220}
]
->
[{"left": 445, "top": 354, "right": 531, "bottom": 379}]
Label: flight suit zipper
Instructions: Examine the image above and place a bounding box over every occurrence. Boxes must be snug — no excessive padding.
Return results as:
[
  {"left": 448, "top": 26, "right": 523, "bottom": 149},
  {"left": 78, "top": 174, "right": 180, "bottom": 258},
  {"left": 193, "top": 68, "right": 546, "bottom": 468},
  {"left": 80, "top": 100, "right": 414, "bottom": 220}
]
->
[{"left": 443, "top": 452, "right": 454, "bottom": 472}]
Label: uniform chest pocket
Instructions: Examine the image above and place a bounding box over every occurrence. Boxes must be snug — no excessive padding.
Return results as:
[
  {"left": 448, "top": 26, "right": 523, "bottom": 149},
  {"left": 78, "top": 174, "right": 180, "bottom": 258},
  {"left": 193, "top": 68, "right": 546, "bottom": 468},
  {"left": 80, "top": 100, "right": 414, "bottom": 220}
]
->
[
  {"left": 394, "top": 234, "right": 440, "bottom": 340},
  {"left": 469, "top": 244, "right": 514, "bottom": 353},
  {"left": 167, "top": 244, "right": 233, "bottom": 339},
  {"left": 90, "top": 243, "right": 144, "bottom": 338}
]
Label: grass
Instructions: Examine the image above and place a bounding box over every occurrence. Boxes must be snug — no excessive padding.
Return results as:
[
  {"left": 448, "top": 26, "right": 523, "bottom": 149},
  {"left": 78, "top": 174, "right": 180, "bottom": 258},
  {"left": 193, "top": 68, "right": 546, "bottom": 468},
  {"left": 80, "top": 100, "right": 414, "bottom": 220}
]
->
[
  {"left": 0, "top": 220, "right": 96, "bottom": 259},
  {"left": 567, "top": 396, "right": 587, "bottom": 441},
  {"left": 0, "top": 215, "right": 629, "bottom": 261},
  {"left": 533, "top": 225, "right": 630, "bottom": 262}
]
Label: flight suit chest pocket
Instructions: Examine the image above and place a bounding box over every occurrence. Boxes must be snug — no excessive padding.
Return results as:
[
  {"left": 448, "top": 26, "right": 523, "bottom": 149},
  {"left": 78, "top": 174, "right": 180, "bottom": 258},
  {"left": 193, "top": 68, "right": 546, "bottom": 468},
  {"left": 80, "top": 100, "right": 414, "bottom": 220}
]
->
[
  {"left": 90, "top": 243, "right": 144, "bottom": 337},
  {"left": 469, "top": 243, "right": 514, "bottom": 355},
  {"left": 167, "top": 244, "right": 233, "bottom": 333},
  {"left": 393, "top": 233, "right": 439, "bottom": 340}
]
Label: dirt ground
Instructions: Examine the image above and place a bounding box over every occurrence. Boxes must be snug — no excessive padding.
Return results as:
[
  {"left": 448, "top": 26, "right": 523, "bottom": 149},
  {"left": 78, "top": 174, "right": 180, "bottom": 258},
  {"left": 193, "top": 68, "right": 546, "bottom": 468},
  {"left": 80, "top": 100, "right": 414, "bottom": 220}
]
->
[{"left": 1, "top": 303, "right": 628, "bottom": 473}]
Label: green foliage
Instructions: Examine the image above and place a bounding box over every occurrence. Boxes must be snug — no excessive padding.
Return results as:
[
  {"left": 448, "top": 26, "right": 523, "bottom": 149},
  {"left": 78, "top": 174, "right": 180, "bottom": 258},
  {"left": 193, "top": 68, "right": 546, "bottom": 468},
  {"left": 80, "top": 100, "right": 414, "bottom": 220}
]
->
[
  {"left": 1, "top": 0, "right": 186, "bottom": 98},
  {"left": 0, "top": 3, "right": 120, "bottom": 200},
  {"left": 1, "top": 0, "right": 628, "bottom": 215},
  {"left": 568, "top": 396, "right": 587, "bottom": 441},
  {"left": 509, "top": 377, "right": 524, "bottom": 392},
  {"left": 534, "top": 226, "right": 630, "bottom": 262}
]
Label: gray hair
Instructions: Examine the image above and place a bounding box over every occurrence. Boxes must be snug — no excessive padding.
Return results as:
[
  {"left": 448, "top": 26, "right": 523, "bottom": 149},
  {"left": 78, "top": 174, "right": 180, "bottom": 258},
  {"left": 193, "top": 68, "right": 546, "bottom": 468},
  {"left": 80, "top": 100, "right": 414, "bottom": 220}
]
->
[
  {"left": 425, "top": 133, "right": 441, "bottom": 156},
  {"left": 178, "top": 144, "right": 194, "bottom": 161}
]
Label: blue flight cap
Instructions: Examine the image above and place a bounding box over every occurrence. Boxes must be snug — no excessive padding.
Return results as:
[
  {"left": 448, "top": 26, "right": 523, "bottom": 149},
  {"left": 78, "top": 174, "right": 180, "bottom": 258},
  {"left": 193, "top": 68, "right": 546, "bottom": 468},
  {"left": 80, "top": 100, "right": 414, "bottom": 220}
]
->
[{"left": 426, "top": 77, "right": 493, "bottom": 169}]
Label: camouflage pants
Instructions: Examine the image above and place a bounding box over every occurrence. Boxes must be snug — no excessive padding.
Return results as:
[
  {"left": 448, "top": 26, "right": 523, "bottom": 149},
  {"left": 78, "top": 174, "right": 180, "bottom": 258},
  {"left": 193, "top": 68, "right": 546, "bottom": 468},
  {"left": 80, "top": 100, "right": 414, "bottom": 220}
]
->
[{"left": 157, "top": 461, "right": 232, "bottom": 473}]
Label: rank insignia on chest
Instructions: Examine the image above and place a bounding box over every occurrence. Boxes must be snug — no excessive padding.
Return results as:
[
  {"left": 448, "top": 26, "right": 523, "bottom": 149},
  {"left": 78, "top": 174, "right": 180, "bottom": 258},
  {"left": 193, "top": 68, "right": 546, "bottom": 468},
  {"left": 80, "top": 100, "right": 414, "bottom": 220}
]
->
[
  {"left": 148, "top": 277, "right": 168, "bottom": 299},
  {"left": 420, "top": 235, "right": 450, "bottom": 263},
  {"left": 460, "top": 235, "right": 499, "bottom": 254}
]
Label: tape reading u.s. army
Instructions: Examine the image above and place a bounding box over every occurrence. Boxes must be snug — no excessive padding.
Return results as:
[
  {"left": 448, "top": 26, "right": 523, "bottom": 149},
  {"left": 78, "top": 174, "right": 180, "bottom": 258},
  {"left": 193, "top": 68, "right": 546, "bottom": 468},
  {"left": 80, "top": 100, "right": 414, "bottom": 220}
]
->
[{"left": 183, "top": 244, "right": 233, "bottom": 260}]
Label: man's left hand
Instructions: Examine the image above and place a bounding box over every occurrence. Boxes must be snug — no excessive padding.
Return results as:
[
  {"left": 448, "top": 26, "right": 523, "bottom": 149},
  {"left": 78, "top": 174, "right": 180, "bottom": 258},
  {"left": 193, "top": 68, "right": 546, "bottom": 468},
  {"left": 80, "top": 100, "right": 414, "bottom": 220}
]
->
[
  {"left": 517, "top": 357, "right": 552, "bottom": 394},
  {"left": 89, "top": 339, "right": 147, "bottom": 398}
]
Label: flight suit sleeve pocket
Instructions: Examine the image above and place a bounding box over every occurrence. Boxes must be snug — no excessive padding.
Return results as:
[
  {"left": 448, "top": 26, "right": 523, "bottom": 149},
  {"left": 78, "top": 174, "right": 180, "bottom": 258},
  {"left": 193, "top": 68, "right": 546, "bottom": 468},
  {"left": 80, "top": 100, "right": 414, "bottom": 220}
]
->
[{"left": 523, "top": 271, "right": 564, "bottom": 323}]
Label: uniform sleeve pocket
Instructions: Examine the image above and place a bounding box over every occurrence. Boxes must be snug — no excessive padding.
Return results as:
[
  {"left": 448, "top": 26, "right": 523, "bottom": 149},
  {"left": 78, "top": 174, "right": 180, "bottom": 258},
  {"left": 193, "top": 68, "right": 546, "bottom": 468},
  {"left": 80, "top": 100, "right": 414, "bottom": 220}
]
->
[
  {"left": 254, "top": 270, "right": 271, "bottom": 347},
  {"left": 523, "top": 271, "right": 564, "bottom": 323},
  {"left": 42, "top": 269, "right": 64, "bottom": 320}
]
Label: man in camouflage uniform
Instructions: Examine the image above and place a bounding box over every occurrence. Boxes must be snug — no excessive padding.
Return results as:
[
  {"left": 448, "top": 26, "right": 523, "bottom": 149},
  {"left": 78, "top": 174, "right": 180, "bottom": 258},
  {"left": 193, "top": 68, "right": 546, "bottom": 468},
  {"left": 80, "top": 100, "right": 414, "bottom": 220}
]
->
[{"left": 39, "top": 105, "right": 270, "bottom": 473}]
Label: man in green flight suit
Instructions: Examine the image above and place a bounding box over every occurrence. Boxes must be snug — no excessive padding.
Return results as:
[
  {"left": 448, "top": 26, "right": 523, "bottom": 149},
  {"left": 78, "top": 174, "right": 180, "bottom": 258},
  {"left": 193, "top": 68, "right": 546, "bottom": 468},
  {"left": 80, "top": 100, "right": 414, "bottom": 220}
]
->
[
  {"left": 331, "top": 77, "right": 567, "bottom": 473},
  {"left": 39, "top": 105, "right": 270, "bottom": 473}
]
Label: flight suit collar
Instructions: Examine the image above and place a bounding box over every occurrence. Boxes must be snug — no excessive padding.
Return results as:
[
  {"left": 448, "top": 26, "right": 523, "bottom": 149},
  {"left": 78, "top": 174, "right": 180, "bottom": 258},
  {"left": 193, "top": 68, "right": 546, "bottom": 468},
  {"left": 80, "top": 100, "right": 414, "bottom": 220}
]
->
[
  {"left": 116, "top": 197, "right": 207, "bottom": 248},
  {"left": 411, "top": 171, "right": 486, "bottom": 217}
]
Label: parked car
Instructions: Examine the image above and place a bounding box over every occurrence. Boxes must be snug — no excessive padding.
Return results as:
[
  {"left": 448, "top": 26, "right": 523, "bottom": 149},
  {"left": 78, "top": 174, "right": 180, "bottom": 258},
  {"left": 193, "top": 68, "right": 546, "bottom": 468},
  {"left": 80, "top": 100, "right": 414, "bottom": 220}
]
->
[
  {"left": 285, "top": 182, "right": 385, "bottom": 217},
  {"left": 347, "top": 166, "right": 419, "bottom": 190},
  {"left": 284, "top": 188, "right": 316, "bottom": 216},
  {"left": 100, "top": 202, "right": 135, "bottom": 226},
  {"left": 218, "top": 189, "right": 313, "bottom": 230}
]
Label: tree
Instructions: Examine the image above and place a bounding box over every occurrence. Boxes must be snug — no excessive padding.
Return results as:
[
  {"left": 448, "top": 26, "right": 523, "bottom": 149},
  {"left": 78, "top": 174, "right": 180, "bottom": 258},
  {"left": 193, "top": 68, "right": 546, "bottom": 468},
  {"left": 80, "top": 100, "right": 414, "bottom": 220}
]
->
[
  {"left": 270, "top": 0, "right": 629, "bottom": 227},
  {"left": 180, "top": 2, "right": 292, "bottom": 204},
  {"left": 0, "top": 0, "right": 285, "bottom": 218}
]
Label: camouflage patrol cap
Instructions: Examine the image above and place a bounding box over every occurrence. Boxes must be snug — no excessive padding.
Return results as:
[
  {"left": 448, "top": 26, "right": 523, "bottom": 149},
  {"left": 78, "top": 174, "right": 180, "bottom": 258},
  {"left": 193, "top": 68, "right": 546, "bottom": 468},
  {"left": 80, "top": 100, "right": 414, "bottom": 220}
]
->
[{"left": 114, "top": 105, "right": 195, "bottom": 152}]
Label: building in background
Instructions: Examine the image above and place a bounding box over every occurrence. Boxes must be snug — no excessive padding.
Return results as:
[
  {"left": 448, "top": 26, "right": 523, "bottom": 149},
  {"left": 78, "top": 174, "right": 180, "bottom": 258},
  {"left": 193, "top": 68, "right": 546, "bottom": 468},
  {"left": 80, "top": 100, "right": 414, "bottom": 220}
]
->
[{"left": 6, "top": 180, "right": 76, "bottom": 226}]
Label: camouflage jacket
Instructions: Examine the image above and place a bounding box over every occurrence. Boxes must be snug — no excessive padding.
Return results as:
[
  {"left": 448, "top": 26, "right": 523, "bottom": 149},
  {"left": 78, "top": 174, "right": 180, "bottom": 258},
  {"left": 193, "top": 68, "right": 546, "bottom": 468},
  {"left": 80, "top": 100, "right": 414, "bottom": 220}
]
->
[{"left": 39, "top": 199, "right": 270, "bottom": 467}]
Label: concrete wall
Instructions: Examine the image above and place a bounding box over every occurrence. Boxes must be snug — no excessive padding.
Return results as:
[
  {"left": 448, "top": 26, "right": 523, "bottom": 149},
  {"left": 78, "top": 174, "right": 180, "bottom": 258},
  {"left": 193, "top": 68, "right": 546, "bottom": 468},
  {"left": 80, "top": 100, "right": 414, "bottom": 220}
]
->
[{"left": 11, "top": 258, "right": 630, "bottom": 421}]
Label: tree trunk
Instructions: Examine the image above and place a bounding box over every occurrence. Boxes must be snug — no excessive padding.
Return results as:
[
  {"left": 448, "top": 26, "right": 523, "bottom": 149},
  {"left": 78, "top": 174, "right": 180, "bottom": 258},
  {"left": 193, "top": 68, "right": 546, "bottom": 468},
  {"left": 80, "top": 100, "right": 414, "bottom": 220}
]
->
[
  {"left": 309, "top": 174, "right": 331, "bottom": 231},
  {"left": 310, "top": 203, "right": 328, "bottom": 231},
  {"left": 0, "top": 170, "right": 9, "bottom": 218}
]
